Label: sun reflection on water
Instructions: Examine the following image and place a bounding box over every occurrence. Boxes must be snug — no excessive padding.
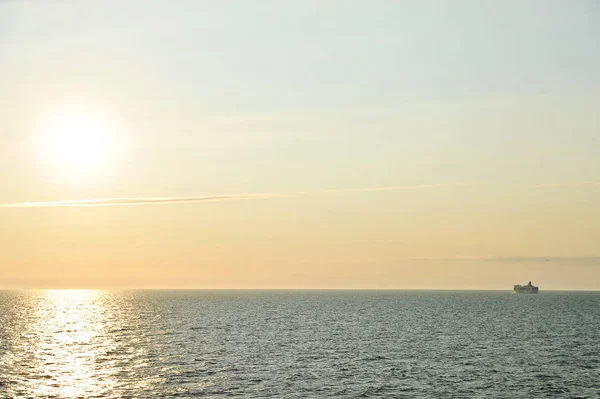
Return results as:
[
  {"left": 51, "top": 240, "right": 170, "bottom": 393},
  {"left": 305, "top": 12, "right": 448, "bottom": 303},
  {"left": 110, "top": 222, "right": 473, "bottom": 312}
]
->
[
  {"left": 2, "top": 290, "right": 178, "bottom": 396},
  {"left": 28, "top": 290, "right": 117, "bottom": 397}
]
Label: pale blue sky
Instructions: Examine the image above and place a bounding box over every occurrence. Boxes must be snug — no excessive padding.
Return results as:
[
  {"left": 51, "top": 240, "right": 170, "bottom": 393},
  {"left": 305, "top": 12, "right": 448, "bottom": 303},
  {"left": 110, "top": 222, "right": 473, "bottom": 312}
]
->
[
  {"left": 2, "top": 1, "right": 599, "bottom": 197},
  {"left": 1, "top": 1, "right": 599, "bottom": 288}
]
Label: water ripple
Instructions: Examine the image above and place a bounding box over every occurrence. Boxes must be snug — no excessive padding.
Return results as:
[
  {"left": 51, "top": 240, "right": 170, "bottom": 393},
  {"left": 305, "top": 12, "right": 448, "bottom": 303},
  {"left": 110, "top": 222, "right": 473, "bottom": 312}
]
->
[{"left": 0, "top": 290, "right": 599, "bottom": 398}]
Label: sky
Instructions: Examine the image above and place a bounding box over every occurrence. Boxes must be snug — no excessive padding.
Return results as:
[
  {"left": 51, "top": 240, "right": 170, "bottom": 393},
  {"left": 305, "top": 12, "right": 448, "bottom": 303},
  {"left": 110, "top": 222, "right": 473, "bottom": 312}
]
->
[{"left": 1, "top": 0, "right": 599, "bottom": 289}]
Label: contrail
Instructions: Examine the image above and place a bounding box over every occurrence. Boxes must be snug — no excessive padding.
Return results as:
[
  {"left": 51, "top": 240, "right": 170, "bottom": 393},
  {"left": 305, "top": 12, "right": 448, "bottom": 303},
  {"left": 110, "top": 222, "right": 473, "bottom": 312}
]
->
[
  {"left": 0, "top": 183, "right": 466, "bottom": 208},
  {"left": 0, "top": 194, "right": 294, "bottom": 208}
]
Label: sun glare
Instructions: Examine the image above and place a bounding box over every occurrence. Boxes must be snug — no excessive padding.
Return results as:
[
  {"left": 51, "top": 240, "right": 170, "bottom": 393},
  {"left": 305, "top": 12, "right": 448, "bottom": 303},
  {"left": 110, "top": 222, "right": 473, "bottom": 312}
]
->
[{"left": 39, "top": 109, "right": 117, "bottom": 179}]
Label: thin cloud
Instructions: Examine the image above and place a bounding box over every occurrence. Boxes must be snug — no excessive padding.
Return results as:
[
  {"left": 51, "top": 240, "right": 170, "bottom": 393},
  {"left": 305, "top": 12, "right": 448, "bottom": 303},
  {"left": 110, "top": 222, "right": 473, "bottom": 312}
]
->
[
  {"left": 0, "top": 182, "right": 467, "bottom": 208},
  {"left": 533, "top": 181, "right": 600, "bottom": 188},
  {"left": 322, "top": 182, "right": 468, "bottom": 193}
]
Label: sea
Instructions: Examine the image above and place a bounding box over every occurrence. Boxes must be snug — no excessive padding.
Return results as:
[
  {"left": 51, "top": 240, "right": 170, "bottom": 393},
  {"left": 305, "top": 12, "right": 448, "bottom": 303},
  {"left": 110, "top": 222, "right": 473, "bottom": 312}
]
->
[{"left": 0, "top": 290, "right": 598, "bottom": 398}]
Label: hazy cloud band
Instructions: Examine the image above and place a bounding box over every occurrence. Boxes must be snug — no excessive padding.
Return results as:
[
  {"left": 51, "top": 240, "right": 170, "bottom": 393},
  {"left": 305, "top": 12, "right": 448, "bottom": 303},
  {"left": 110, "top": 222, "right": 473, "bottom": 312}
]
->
[{"left": 416, "top": 256, "right": 600, "bottom": 264}]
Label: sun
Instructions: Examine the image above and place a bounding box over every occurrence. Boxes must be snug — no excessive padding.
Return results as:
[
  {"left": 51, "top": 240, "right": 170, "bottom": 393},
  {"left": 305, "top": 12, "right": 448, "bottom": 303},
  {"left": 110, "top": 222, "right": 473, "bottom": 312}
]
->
[{"left": 39, "top": 109, "right": 117, "bottom": 179}]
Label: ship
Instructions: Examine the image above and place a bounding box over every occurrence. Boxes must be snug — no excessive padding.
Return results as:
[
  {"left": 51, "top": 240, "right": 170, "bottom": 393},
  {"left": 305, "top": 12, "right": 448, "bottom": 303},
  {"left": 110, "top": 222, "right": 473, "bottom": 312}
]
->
[{"left": 513, "top": 281, "right": 539, "bottom": 294}]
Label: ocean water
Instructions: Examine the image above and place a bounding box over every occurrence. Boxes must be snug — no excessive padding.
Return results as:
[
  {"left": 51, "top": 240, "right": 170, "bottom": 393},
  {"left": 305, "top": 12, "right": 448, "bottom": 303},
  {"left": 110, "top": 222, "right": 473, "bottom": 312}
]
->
[{"left": 0, "top": 290, "right": 598, "bottom": 398}]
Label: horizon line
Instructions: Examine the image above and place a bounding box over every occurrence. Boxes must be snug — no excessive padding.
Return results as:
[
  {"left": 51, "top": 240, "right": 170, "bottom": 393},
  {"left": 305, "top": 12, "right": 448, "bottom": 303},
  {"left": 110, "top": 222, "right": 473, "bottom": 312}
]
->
[{"left": 1, "top": 287, "right": 599, "bottom": 292}]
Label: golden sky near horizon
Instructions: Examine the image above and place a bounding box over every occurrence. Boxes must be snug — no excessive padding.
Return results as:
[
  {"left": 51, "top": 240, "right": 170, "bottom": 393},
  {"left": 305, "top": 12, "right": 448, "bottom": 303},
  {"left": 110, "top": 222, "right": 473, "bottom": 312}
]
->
[{"left": 1, "top": 1, "right": 599, "bottom": 289}]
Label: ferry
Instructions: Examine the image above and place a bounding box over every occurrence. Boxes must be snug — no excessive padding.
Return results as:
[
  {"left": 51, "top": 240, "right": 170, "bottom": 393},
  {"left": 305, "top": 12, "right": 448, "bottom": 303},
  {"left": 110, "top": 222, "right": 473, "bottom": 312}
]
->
[{"left": 513, "top": 281, "right": 539, "bottom": 294}]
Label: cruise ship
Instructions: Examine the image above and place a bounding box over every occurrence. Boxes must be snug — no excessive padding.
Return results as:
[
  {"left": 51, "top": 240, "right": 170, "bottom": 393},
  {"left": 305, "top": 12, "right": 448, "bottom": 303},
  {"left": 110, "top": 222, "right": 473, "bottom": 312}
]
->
[{"left": 513, "top": 281, "right": 539, "bottom": 294}]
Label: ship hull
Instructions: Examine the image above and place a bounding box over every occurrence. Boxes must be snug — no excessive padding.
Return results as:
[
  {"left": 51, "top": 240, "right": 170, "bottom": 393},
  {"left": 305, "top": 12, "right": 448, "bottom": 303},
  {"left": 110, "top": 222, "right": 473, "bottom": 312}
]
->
[
  {"left": 513, "top": 282, "right": 539, "bottom": 293},
  {"left": 513, "top": 288, "right": 538, "bottom": 294}
]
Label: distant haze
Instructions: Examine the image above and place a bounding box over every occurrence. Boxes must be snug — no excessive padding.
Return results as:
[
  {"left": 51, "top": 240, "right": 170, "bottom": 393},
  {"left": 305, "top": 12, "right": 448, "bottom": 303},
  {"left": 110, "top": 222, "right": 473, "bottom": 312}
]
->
[{"left": 1, "top": 1, "right": 599, "bottom": 289}]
